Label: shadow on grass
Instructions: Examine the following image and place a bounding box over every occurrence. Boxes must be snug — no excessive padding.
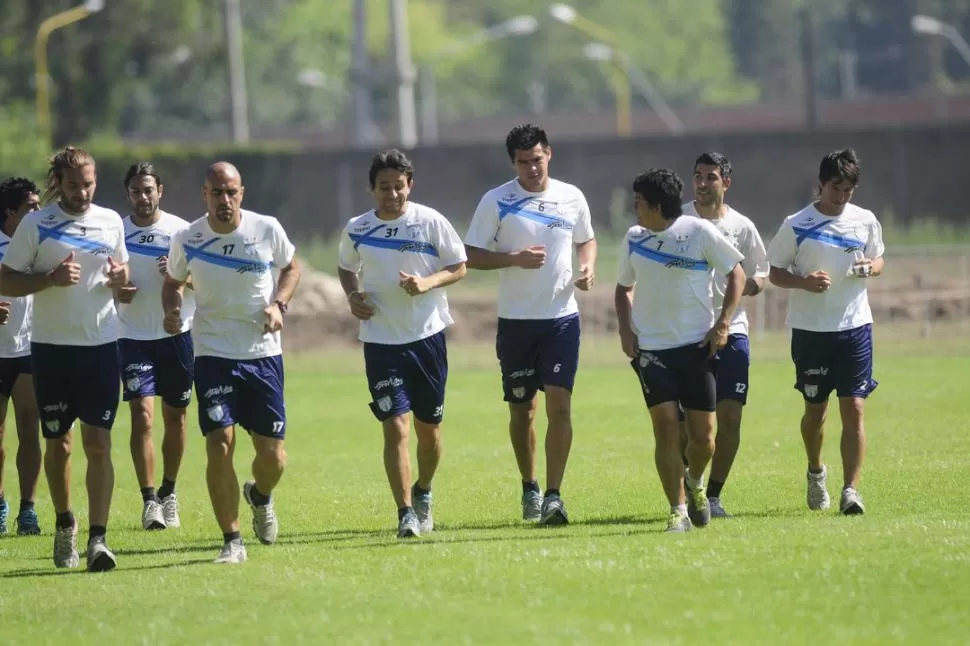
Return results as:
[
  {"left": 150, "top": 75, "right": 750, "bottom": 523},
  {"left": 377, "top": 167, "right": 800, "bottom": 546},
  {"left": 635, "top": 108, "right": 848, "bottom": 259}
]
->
[{"left": 2, "top": 557, "right": 212, "bottom": 579}]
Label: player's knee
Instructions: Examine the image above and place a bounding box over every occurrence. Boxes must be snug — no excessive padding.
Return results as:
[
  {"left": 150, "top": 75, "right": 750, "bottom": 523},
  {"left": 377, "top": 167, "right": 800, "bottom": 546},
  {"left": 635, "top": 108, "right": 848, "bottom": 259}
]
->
[
  {"left": 716, "top": 404, "right": 743, "bottom": 437},
  {"left": 382, "top": 416, "right": 410, "bottom": 443},
  {"left": 45, "top": 434, "right": 71, "bottom": 458},
  {"left": 257, "top": 443, "right": 286, "bottom": 472},
  {"left": 205, "top": 429, "right": 233, "bottom": 460},
  {"left": 838, "top": 397, "right": 865, "bottom": 429},
  {"left": 544, "top": 387, "right": 572, "bottom": 422},
  {"left": 803, "top": 402, "right": 827, "bottom": 426},
  {"left": 509, "top": 402, "right": 536, "bottom": 427},
  {"left": 81, "top": 430, "right": 111, "bottom": 459}
]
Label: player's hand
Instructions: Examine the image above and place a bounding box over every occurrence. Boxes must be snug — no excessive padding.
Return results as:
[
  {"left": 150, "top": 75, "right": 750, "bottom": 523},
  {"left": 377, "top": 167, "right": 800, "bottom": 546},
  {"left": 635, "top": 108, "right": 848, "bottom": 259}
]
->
[
  {"left": 399, "top": 271, "right": 430, "bottom": 297},
  {"left": 574, "top": 264, "right": 595, "bottom": 291},
  {"left": 348, "top": 290, "right": 376, "bottom": 321},
  {"left": 48, "top": 251, "right": 81, "bottom": 287},
  {"left": 699, "top": 322, "right": 729, "bottom": 358},
  {"left": 802, "top": 271, "right": 832, "bottom": 293},
  {"left": 105, "top": 256, "right": 127, "bottom": 288},
  {"left": 163, "top": 306, "right": 182, "bottom": 335},
  {"left": 115, "top": 282, "right": 138, "bottom": 304},
  {"left": 850, "top": 258, "right": 873, "bottom": 278},
  {"left": 263, "top": 303, "right": 284, "bottom": 334},
  {"left": 620, "top": 327, "right": 638, "bottom": 359},
  {"left": 0, "top": 301, "right": 10, "bottom": 326},
  {"left": 513, "top": 245, "right": 546, "bottom": 269},
  {"left": 156, "top": 255, "right": 169, "bottom": 276}
]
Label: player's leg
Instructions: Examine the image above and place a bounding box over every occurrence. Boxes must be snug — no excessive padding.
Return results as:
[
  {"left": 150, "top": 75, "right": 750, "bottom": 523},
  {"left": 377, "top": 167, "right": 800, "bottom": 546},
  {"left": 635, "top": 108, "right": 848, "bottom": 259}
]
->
[
  {"left": 833, "top": 324, "right": 878, "bottom": 515},
  {"left": 120, "top": 338, "right": 165, "bottom": 529},
  {"left": 536, "top": 314, "right": 581, "bottom": 526},
  {"left": 407, "top": 331, "right": 448, "bottom": 534},
  {"left": 791, "top": 329, "right": 834, "bottom": 511},
  {"left": 680, "top": 344, "right": 718, "bottom": 528},
  {"left": 497, "top": 318, "right": 543, "bottom": 520},
  {"left": 155, "top": 332, "right": 194, "bottom": 528},
  {"left": 11, "top": 368, "right": 42, "bottom": 535},
  {"left": 631, "top": 350, "right": 690, "bottom": 532},
  {"left": 0, "top": 393, "right": 9, "bottom": 535},
  {"left": 708, "top": 334, "right": 751, "bottom": 518},
  {"left": 77, "top": 342, "right": 122, "bottom": 572}
]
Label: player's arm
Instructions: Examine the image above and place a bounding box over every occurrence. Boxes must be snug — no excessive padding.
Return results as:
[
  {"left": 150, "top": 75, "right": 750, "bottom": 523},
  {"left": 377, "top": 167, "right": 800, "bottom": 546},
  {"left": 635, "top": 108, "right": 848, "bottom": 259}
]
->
[
  {"left": 718, "top": 264, "right": 745, "bottom": 329},
  {"left": 399, "top": 262, "right": 466, "bottom": 296},
  {"left": 614, "top": 235, "right": 638, "bottom": 359},
  {"left": 273, "top": 256, "right": 301, "bottom": 309},
  {"left": 464, "top": 244, "right": 544, "bottom": 270},
  {"left": 765, "top": 220, "right": 829, "bottom": 292},
  {"left": 337, "top": 267, "right": 376, "bottom": 321},
  {"left": 0, "top": 252, "right": 81, "bottom": 296},
  {"left": 574, "top": 238, "right": 597, "bottom": 290}
]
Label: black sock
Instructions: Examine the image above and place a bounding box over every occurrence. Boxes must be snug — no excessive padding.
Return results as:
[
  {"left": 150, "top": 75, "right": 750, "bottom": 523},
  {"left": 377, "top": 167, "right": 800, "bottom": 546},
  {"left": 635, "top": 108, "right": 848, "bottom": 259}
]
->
[
  {"left": 89, "top": 525, "right": 107, "bottom": 540},
  {"left": 141, "top": 487, "right": 160, "bottom": 503},
  {"left": 708, "top": 479, "right": 725, "bottom": 499},
  {"left": 522, "top": 480, "right": 540, "bottom": 494},
  {"left": 0, "top": 494, "right": 5, "bottom": 506},
  {"left": 223, "top": 530, "right": 241, "bottom": 543},
  {"left": 19, "top": 499, "right": 34, "bottom": 513},
  {"left": 157, "top": 479, "right": 176, "bottom": 500},
  {"left": 56, "top": 510, "right": 75, "bottom": 529},
  {"left": 412, "top": 482, "right": 431, "bottom": 497},
  {"left": 544, "top": 488, "right": 560, "bottom": 498},
  {"left": 809, "top": 466, "right": 824, "bottom": 475},
  {"left": 248, "top": 485, "right": 270, "bottom": 506},
  {"left": 398, "top": 506, "right": 414, "bottom": 520}
]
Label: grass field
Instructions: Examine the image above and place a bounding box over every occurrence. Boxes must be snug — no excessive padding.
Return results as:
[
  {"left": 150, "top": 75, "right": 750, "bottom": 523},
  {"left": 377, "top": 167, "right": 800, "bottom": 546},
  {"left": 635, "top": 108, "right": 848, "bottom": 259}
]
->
[{"left": 1, "top": 324, "right": 969, "bottom": 645}]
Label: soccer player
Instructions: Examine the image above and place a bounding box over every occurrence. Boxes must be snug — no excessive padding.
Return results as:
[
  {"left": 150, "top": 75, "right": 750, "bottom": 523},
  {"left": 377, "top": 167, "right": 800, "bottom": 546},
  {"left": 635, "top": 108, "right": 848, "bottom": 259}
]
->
[
  {"left": 682, "top": 152, "right": 769, "bottom": 518},
  {"left": 338, "top": 150, "right": 466, "bottom": 539},
  {"left": 464, "top": 124, "right": 596, "bottom": 525},
  {"left": 0, "top": 177, "right": 42, "bottom": 536},
  {"left": 614, "top": 169, "right": 744, "bottom": 532},
  {"left": 0, "top": 147, "right": 129, "bottom": 571},
  {"left": 117, "top": 162, "right": 194, "bottom": 531},
  {"left": 163, "top": 162, "right": 300, "bottom": 564},
  {"left": 766, "top": 148, "right": 884, "bottom": 515}
]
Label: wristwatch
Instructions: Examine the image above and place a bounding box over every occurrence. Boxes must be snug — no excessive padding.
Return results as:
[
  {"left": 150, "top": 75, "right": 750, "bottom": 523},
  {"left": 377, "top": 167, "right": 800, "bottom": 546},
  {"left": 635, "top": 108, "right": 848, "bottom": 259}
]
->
[{"left": 275, "top": 299, "right": 288, "bottom": 315}]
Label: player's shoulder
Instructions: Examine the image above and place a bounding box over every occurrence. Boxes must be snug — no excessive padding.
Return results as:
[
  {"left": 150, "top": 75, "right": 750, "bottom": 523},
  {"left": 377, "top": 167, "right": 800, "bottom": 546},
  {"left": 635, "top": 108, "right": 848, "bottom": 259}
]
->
[
  {"left": 547, "top": 178, "right": 587, "bottom": 200},
  {"left": 675, "top": 213, "right": 718, "bottom": 236},
  {"left": 407, "top": 201, "right": 448, "bottom": 224},
  {"left": 23, "top": 205, "right": 57, "bottom": 227},
  {"left": 624, "top": 224, "right": 649, "bottom": 242},
  {"left": 681, "top": 200, "right": 698, "bottom": 217},
  {"left": 89, "top": 203, "right": 124, "bottom": 223},
  {"left": 159, "top": 210, "right": 193, "bottom": 231},
  {"left": 479, "top": 179, "right": 519, "bottom": 204},
  {"left": 343, "top": 209, "right": 377, "bottom": 233},
  {"left": 724, "top": 207, "right": 760, "bottom": 232},
  {"left": 844, "top": 202, "right": 879, "bottom": 223},
  {"left": 783, "top": 204, "right": 817, "bottom": 226},
  {"left": 240, "top": 209, "right": 286, "bottom": 236}
]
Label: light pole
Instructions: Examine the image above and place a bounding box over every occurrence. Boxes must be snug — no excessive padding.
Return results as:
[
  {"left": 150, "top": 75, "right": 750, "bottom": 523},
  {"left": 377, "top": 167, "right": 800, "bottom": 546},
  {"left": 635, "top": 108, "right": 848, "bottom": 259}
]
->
[
  {"left": 223, "top": 0, "right": 249, "bottom": 144},
  {"left": 35, "top": 0, "right": 104, "bottom": 148},
  {"left": 420, "top": 15, "right": 538, "bottom": 145},
  {"left": 389, "top": 0, "right": 418, "bottom": 149},
  {"left": 911, "top": 14, "right": 970, "bottom": 68},
  {"left": 549, "top": 4, "right": 633, "bottom": 137}
]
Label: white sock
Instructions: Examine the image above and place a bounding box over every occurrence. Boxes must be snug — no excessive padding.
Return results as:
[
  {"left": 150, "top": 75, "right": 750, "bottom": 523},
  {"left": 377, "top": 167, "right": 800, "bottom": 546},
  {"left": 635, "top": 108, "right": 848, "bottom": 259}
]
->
[
  {"left": 671, "top": 504, "right": 687, "bottom": 515},
  {"left": 686, "top": 471, "right": 705, "bottom": 491}
]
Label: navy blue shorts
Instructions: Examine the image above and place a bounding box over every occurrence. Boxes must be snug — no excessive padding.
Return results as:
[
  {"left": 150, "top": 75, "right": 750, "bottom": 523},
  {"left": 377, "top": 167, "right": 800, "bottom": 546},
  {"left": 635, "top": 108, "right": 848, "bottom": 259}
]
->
[
  {"left": 119, "top": 332, "right": 194, "bottom": 408},
  {"left": 715, "top": 334, "right": 750, "bottom": 405},
  {"left": 496, "top": 314, "right": 580, "bottom": 404},
  {"left": 194, "top": 355, "right": 286, "bottom": 438},
  {"left": 31, "top": 342, "right": 121, "bottom": 438},
  {"left": 0, "top": 355, "right": 31, "bottom": 398},
  {"left": 363, "top": 331, "right": 448, "bottom": 424},
  {"left": 791, "top": 324, "right": 878, "bottom": 404},
  {"left": 631, "top": 343, "right": 717, "bottom": 412}
]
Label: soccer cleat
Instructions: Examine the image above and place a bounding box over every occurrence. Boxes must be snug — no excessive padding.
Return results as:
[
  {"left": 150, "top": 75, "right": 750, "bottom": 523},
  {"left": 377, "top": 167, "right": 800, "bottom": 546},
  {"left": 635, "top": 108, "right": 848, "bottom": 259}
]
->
[
  {"left": 0, "top": 498, "right": 7, "bottom": 535},
  {"left": 86, "top": 536, "right": 117, "bottom": 572},
  {"left": 708, "top": 497, "right": 733, "bottom": 519},
  {"left": 521, "top": 490, "right": 543, "bottom": 522},
  {"left": 397, "top": 510, "right": 420, "bottom": 539},
  {"left": 142, "top": 499, "right": 167, "bottom": 530},
  {"left": 807, "top": 466, "right": 831, "bottom": 510},
  {"left": 16, "top": 507, "right": 41, "bottom": 536},
  {"left": 685, "top": 480, "right": 711, "bottom": 527},
  {"left": 53, "top": 521, "right": 80, "bottom": 569},
  {"left": 161, "top": 494, "right": 181, "bottom": 528},
  {"left": 242, "top": 481, "right": 278, "bottom": 545},
  {"left": 214, "top": 539, "right": 247, "bottom": 565},
  {"left": 540, "top": 495, "right": 569, "bottom": 526},
  {"left": 840, "top": 487, "right": 865, "bottom": 515},
  {"left": 413, "top": 489, "right": 434, "bottom": 534},
  {"left": 665, "top": 510, "right": 693, "bottom": 533}
]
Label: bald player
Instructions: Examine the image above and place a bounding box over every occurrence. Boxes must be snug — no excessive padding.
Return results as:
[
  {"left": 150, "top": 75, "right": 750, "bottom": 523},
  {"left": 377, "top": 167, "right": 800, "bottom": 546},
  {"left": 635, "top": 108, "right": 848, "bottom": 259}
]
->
[{"left": 163, "top": 162, "right": 301, "bottom": 564}]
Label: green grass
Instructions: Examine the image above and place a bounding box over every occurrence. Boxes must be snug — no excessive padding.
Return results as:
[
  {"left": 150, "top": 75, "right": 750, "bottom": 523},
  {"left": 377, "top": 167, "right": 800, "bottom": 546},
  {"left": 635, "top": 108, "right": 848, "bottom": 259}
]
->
[{"left": 1, "top": 326, "right": 969, "bottom": 645}]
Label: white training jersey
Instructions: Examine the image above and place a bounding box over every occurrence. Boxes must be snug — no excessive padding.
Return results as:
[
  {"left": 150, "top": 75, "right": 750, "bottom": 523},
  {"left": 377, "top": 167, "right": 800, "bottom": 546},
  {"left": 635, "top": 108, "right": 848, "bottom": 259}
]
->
[
  {"left": 617, "top": 215, "right": 744, "bottom": 351},
  {"left": 338, "top": 202, "right": 467, "bottom": 345},
  {"left": 683, "top": 202, "right": 769, "bottom": 336},
  {"left": 0, "top": 231, "right": 31, "bottom": 358},
  {"left": 465, "top": 178, "right": 595, "bottom": 320},
  {"left": 766, "top": 202, "right": 885, "bottom": 332},
  {"left": 119, "top": 211, "right": 195, "bottom": 340},
  {"left": 3, "top": 203, "right": 128, "bottom": 346},
  {"left": 167, "top": 209, "right": 295, "bottom": 360}
]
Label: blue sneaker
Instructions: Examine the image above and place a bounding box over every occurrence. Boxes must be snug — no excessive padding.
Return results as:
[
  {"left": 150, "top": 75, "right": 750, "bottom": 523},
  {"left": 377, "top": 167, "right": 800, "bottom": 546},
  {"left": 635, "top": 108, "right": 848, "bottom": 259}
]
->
[
  {"left": 16, "top": 507, "right": 41, "bottom": 535},
  {"left": 0, "top": 498, "right": 8, "bottom": 536}
]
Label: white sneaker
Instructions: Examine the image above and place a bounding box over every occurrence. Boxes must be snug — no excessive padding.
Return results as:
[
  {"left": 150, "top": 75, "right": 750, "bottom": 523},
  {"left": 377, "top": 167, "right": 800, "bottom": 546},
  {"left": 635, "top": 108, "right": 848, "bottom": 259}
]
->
[
  {"left": 540, "top": 495, "right": 569, "bottom": 526},
  {"left": 413, "top": 491, "right": 433, "bottom": 534},
  {"left": 397, "top": 510, "right": 420, "bottom": 539},
  {"left": 142, "top": 500, "right": 166, "bottom": 530},
  {"left": 807, "top": 466, "right": 831, "bottom": 510},
  {"left": 840, "top": 487, "right": 865, "bottom": 515},
  {"left": 161, "top": 494, "right": 181, "bottom": 528},
  {"left": 214, "top": 539, "right": 247, "bottom": 564},
  {"left": 86, "top": 536, "right": 117, "bottom": 572},
  {"left": 521, "top": 490, "right": 543, "bottom": 522},
  {"left": 53, "top": 521, "right": 80, "bottom": 569},
  {"left": 242, "top": 481, "right": 278, "bottom": 544}
]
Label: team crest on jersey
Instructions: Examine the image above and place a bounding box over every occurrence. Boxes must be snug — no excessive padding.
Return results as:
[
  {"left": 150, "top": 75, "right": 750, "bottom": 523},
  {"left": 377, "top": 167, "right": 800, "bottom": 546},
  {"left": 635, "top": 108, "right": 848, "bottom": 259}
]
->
[
  {"left": 675, "top": 235, "right": 690, "bottom": 254},
  {"left": 406, "top": 224, "right": 422, "bottom": 239},
  {"left": 207, "top": 405, "right": 225, "bottom": 422},
  {"left": 377, "top": 396, "right": 392, "bottom": 412}
]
